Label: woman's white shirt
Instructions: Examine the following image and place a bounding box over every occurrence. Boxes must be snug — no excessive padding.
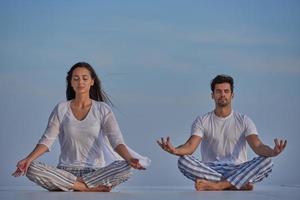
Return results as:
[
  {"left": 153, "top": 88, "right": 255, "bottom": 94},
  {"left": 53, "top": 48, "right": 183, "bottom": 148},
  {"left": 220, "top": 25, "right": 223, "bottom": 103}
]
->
[{"left": 38, "top": 100, "right": 126, "bottom": 168}]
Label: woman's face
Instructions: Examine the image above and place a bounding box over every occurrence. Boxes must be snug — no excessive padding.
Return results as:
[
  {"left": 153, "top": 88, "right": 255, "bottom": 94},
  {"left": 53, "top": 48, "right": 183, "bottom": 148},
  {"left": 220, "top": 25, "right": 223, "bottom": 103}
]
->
[{"left": 71, "top": 67, "right": 94, "bottom": 95}]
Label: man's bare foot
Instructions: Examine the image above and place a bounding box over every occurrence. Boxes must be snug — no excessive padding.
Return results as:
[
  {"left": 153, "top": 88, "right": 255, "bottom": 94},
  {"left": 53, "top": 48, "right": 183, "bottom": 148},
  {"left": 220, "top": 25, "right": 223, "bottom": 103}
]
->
[
  {"left": 226, "top": 183, "right": 254, "bottom": 191},
  {"left": 242, "top": 183, "right": 254, "bottom": 190},
  {"left": 195, "top": 179, "right": 251, "bottom": 191},
  {"left": 195, "top": 179, "right": 222, "bottom": 191},
  {"left": 226, "top": 182, "right": 254, "bottom": 191}
]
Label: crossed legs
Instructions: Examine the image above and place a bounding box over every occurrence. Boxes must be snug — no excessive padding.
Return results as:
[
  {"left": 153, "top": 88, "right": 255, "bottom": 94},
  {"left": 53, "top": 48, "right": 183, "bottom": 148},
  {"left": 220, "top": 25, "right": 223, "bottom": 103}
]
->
[
  {"left": 26, "top": 160, "right": 131, "bottom": 192},
  {"left": 178, "top": 155, "right": 273, "bottom": 191}
]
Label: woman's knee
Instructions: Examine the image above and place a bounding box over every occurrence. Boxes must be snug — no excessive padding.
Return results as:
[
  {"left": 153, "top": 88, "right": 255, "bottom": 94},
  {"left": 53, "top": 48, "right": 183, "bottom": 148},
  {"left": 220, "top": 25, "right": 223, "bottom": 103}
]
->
[
  {"left": 26, "top": 161, "right": 49, "bottom": 181},
  {"left": 26, "top": 161, "right": 39, "bottom": 177}
]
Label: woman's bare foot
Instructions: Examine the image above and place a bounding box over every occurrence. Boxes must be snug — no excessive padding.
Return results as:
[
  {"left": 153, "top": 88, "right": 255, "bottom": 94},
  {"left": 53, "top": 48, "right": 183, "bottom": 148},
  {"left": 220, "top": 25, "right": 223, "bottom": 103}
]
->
[
  {"left": 84, "top": 185, "right": 111, "bottom": 192},
  {"left": 73, "top": 177, "right": 111, "bottom": 192}
]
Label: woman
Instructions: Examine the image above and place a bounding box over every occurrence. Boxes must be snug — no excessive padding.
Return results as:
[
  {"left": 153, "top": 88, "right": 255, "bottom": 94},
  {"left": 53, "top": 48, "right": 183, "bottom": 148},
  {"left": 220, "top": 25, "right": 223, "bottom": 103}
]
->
[{"left": 12, "top": 62, "right": 150, "bottom": 192}]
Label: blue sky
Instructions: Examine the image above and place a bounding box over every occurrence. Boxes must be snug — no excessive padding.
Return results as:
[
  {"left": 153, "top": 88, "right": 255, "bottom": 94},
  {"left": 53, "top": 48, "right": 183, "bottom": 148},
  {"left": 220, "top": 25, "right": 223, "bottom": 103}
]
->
[{"left": 1, "top": 0, "right": 300, "bottom": 187}]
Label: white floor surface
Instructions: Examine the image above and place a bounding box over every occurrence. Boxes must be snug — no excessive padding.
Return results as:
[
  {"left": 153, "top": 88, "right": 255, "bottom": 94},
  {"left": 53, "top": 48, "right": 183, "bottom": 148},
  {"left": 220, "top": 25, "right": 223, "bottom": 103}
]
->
[{"left": 0, "top": 185, "right": 299, "bottom": 200}]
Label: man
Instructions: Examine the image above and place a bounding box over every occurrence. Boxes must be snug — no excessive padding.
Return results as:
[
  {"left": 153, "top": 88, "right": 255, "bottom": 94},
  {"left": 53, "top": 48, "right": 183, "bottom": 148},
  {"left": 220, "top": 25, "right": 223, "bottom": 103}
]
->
[{"left": 157, "top": 74, "right": 287, "bottom": 191}]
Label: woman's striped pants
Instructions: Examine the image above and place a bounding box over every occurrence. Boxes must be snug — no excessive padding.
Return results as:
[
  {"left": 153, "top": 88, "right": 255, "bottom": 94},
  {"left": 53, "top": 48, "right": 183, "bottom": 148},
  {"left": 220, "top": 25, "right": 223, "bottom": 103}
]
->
[
  {"left": 178, "top": 155, "right": 273, "bottom": 189},
  {"left": 26, "top": 160, "right": 132, "bottom": 191}
]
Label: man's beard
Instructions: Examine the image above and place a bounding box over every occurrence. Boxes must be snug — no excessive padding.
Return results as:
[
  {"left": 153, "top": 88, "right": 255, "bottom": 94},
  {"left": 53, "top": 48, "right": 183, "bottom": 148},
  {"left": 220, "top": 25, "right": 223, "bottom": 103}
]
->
[{"left": 217, "top": 98, "right": 230, "bottom": 107}]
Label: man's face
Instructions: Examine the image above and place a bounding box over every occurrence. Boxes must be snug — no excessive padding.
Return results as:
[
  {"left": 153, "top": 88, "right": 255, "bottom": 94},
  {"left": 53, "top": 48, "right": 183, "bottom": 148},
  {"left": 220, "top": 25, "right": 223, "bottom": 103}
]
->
[{"left": 211, "top": 83, "right": 234, "bottom": 107}]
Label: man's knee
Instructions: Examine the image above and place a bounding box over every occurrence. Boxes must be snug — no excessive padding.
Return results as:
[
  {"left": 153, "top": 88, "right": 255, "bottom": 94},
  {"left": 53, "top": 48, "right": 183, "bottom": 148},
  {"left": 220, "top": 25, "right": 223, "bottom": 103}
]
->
[
  {"left": 263, "top": 157, "right": 273, "bottom": 169},
  {"left": 177, "top": 155, "right": 190, "bottom": 165},
  {"left": 177, "top": 155, "right": 197, "bottom": 173},
  {"left": 265, "top": 157, "right": 272, "bottom": 163},
  {"left": 257, "top": 156, "right": 273, "bottom": 167}
]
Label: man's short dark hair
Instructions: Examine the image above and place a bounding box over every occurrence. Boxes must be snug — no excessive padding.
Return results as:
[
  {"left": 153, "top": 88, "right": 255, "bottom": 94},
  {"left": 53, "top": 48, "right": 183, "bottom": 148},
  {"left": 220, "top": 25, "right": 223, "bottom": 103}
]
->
[{"left": 210, "top": 74, "right": 234, "bottom": 92}]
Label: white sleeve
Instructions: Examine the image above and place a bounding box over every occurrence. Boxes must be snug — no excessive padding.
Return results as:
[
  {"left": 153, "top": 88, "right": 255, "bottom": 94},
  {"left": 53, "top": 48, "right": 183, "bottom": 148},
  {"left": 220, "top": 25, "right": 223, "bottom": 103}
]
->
[
  {"left": 191, "top": 116, "right": 204, "bottom": 137},
  {"left": 244, "top": 116, "right": 258, "bottom": 137},
  {"left": 37, "top": 104, "right": 60, "bottom": 151},
  {"left": 102, "top": 108, "right": 125, "bottom": 149}
]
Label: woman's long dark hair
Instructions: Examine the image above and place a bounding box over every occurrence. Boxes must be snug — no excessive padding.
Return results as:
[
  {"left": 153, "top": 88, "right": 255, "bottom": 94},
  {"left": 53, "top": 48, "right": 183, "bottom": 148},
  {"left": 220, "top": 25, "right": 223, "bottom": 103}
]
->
[{"left": 66, "top": 62, "right": 112, "bottom": 106}]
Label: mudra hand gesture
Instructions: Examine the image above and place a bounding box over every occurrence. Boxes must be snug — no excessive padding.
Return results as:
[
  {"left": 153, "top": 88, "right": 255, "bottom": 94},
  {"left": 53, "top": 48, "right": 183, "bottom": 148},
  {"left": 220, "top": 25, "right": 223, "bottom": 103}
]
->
[
  {"left": 272, "top": 138, "right": 287, "bottom": 157},
  {"left": 157, "top": 137, "right": 177, "bottom": 155}
]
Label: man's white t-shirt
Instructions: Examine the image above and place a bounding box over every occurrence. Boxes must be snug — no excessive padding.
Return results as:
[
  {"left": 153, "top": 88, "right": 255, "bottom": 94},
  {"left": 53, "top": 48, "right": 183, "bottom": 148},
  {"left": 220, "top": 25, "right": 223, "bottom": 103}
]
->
[{"left": 191, "top": 111, "right": 258, "bottom": 164}]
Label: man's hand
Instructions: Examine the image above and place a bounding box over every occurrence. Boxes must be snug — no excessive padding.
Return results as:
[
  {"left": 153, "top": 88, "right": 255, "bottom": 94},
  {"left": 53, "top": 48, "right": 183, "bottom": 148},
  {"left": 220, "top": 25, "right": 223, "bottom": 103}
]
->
[
  {"left": 272, "top": 138, "right": 287, "bottom": 157},
  {"left": 157, "top": 137, "right": 177, "bottom": 155}
]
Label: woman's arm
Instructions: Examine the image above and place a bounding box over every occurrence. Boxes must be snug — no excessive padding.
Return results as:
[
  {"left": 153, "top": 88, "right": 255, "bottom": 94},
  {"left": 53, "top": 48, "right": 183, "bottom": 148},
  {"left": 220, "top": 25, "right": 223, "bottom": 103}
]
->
[
  {"left": 101, "top": 105, "right": 145, "bottom": 170},
  {"left": 12, "top": 144, "right": 49, "bottom": 177},
  {"left": 115, "top": 144, "right": 145, "bottom": 170},
  {"left": 12, "top": 104, "right": 61, "bottom": 177}
]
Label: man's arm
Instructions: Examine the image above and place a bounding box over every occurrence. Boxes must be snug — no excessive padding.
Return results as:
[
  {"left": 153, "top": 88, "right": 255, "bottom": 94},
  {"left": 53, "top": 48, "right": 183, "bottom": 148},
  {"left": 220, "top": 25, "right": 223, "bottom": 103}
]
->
[
  {"left": 246, "top": 134, "right": 287, "bottom": 157},
  {"left": 157, "top": 135, "right": 202, "bottom": 156}
]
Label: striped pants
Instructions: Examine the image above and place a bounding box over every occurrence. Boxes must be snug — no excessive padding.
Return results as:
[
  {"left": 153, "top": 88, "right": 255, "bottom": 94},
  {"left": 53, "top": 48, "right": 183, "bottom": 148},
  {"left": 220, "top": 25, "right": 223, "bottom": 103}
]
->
[
  {"left": 26, "top": 160, "right": 132, "bottom": 191},
  {"left": 178, "top": 155, "right": 273, "bottom": 189}
]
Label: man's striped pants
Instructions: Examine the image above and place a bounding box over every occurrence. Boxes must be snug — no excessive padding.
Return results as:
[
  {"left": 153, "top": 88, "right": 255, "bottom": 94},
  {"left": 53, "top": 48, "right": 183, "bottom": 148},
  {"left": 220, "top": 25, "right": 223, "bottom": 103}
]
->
[
  {"left": 178, "top": 155, "right": 273, "bottom": 189},
  {"left": 26, "top": 160, "right": 132, "bottom": 191}
]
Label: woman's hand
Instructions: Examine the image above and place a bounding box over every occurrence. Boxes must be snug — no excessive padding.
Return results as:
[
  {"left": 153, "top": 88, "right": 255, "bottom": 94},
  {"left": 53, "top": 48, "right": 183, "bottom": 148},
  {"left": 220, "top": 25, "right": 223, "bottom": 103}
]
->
[
  {"left": 12, "top": 158, "right": 32, "bottom": 177},
  {"left": 127, "top": 158, "right": 145, "bottom": 170},
  {"left": 114, "top": 144, "right": 146, "bottom": 170}
]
